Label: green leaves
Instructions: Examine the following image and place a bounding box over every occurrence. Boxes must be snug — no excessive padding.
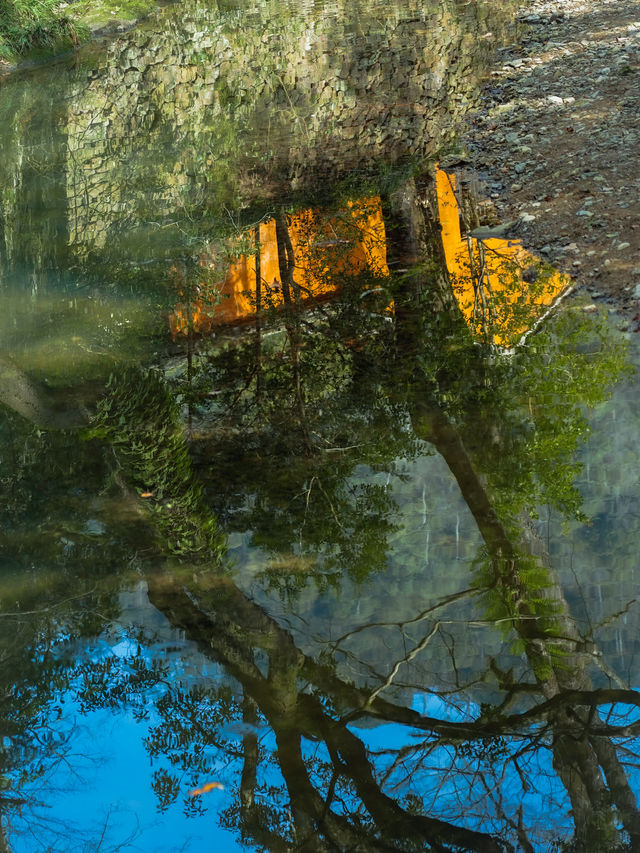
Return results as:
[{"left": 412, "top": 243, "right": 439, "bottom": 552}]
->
[{"left": 85, "top": 367, "right": 225, "bottom": 562}]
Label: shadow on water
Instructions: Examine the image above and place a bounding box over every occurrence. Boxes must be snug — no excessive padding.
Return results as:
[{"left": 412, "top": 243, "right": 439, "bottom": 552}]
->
[{"left": 1, "top": 0, "right": 640, "bottom": 851}]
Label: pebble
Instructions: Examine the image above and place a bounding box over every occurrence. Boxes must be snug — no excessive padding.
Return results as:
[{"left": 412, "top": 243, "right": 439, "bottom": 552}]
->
[{"left": 463, "top": 0, "right": 640, "bottom": 310}]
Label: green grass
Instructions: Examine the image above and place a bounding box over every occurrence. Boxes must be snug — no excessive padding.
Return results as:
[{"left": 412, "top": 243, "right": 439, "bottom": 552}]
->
[
  {"left": 0, "top": 0, "right": 85, "bottom": 61},
  {"left": 0, "top": 0, "right": 156, "bottom": 63}
]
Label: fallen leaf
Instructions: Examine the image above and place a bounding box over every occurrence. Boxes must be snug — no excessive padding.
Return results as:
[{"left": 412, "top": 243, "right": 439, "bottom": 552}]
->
[{"left": 190, "top": 781, "right": 224, "bottom": 796}]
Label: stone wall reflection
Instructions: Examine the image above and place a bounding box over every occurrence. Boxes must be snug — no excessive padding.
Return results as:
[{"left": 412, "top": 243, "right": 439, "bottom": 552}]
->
[{"left": 61, "top": 0, "right": 503, "bottom": 257}]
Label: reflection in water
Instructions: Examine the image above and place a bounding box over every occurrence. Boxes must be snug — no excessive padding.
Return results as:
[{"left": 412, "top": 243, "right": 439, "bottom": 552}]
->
[
  {"left": 436, "top": 167, "right": 571, "bottom": 347},
  {"left": 0, "top": 0, "right": 503, "bottom": 285},
  {"left": 169, "top": 171, "right": 567, "bottom": 347},
  {"left": 1, "top": 0, "right": 640, "bottom": 851},
  {"left": 169, "top": 198, "right": 388, "bottom": 336},
  {"left": 3, "top": 165, "right": 635, "bottom": 849}
]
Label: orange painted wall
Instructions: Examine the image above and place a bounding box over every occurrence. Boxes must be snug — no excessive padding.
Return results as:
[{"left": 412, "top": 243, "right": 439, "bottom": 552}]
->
[
  {"left": 436, "top": 167, "right": 569, "bottom": 346},
  {"left": 170, "top": 198, "right": 388, "bottom": 337},
  {"left": 170, "top": 173, "right": 569, "bottom": 346}
]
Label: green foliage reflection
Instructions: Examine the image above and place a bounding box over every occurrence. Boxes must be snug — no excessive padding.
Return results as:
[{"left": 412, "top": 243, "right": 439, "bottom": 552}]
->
[{"left": 85, "top": 366, "right": 224, "bottom": 562}]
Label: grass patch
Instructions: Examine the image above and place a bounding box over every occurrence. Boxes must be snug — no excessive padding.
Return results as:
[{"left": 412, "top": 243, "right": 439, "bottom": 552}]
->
[
  {"left": 0, "top": 0, "right": 157, "bottom": 63},
  {"left": 0, "top": 0, "right": 85, "bottom": 61}
]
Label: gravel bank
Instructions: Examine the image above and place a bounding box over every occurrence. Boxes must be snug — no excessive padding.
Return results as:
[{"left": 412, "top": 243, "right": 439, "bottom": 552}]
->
[{"left": 463, "top": 0, "right": 640, "bottom": 316}]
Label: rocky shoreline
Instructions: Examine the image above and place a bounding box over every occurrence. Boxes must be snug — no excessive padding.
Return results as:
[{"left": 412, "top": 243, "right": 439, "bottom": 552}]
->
[{"left": 462, "top": 0, "right": 640, "bottom": 317}]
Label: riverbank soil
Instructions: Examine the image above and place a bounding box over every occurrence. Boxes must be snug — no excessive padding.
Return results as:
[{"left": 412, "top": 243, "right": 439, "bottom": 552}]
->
[{"left": 463, "top": 0, "right": 640, "bottom": 317}]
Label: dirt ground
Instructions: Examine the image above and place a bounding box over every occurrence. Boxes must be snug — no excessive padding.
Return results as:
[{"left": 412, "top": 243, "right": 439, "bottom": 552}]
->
[{"left": 462, "top": 0, "right": 640, "bottom": 318}]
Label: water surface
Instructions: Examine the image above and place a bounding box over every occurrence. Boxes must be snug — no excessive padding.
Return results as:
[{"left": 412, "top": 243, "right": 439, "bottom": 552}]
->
[{"left": 2, "top": 1, "right": 640, "bottom": 852}]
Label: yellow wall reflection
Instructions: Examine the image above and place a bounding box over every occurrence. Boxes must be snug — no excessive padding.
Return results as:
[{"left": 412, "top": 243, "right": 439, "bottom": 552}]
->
[
  {"left": 169, "top": 198, "right": 388, "bottom": 337},
  {"left": 436, "top": 167, "right": 570, "bottom": 347},
  {"left": 170, "top": 171, "right": 569, "bottom": 347}
]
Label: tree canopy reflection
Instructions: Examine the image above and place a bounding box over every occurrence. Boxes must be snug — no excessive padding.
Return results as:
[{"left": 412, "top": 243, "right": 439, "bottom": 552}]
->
[
  {"left": 53, "top": 171, "right": 637, "bottom": 851},
  {"left": 1, "top": 169, "right": 637, "bottom": 851}
]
